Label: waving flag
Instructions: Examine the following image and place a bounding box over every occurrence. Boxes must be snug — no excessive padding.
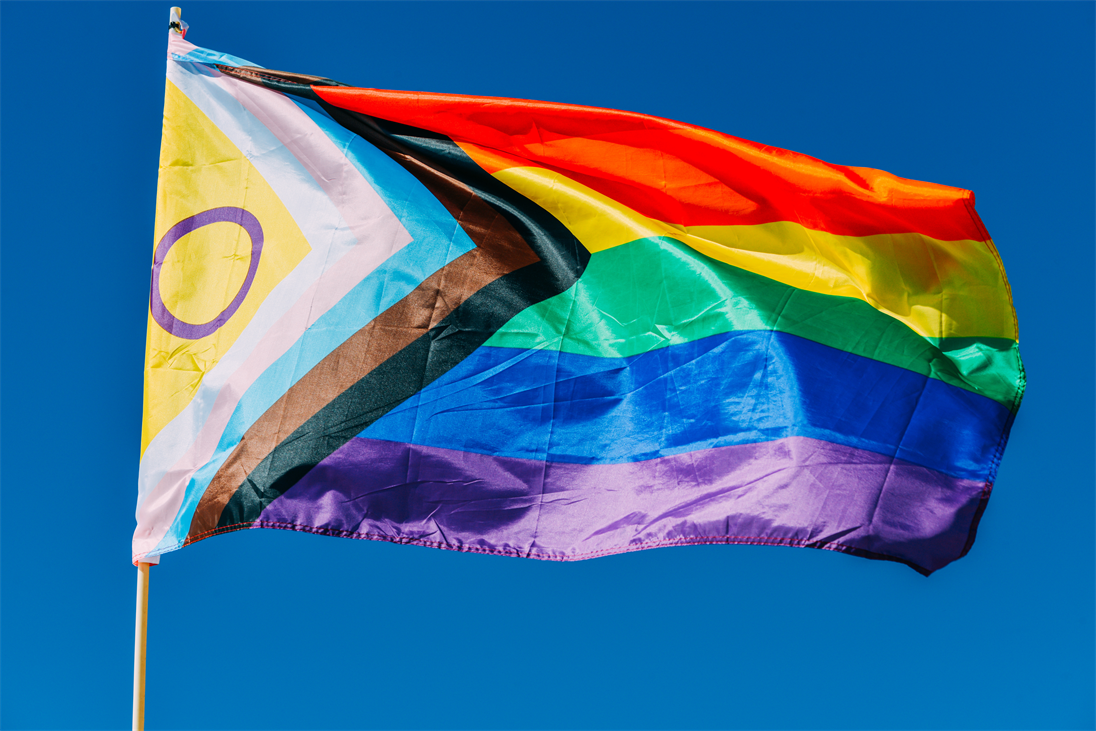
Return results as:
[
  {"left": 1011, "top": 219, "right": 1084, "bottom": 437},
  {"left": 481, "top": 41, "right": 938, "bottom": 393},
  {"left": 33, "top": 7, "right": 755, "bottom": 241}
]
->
[{"left": 135, "top": 29, "right": 1023, "bottom": 575}]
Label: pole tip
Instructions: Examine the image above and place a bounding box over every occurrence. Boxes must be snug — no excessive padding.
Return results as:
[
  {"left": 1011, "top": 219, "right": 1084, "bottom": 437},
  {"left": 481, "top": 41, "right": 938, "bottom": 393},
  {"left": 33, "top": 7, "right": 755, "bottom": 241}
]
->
[{"left": 169, "top": 7, "right": 184, "bottom": 34}]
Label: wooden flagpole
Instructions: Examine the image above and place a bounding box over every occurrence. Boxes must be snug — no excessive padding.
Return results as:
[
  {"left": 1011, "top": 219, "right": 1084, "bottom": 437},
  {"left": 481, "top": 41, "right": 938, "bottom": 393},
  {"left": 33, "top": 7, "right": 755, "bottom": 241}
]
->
[
  {"left": 133, "top": 12, "right": 180, "bottom": 731},
  {"left": 133, "top": 561, "right": 152, "bottom": 731},
  {"left": 169, "top": 6, "right": 184, "bottom": 35}
]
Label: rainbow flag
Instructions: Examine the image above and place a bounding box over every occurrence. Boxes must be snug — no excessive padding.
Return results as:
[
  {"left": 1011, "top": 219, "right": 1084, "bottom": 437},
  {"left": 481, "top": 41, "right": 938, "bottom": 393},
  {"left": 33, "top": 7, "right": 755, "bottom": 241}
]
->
[{"left": 135, "top": 29, "right": 1023, "bottom": 575}]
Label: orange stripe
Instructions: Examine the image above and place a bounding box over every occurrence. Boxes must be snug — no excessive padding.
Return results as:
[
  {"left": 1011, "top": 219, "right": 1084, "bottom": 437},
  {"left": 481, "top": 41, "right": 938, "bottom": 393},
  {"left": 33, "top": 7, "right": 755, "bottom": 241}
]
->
[
  {"left": 477, "top": 160, "right": 1014, "bottom": 340},
  {"left": 314, "top": 86, "right": 986, "bottom": 242}
]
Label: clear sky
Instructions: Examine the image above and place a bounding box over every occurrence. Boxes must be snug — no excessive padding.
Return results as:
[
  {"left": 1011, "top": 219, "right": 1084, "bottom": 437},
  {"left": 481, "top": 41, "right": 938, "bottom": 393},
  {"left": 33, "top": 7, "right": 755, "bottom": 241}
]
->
[{"left": 1, "top": 2, "right": 1093, "bottom": 730}]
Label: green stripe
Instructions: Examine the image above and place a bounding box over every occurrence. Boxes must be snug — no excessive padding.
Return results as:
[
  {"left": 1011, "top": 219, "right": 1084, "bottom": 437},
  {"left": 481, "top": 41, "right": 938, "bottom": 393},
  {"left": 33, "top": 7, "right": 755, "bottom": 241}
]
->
[{"left": 487, "top": 236, "right": 1022, "bottom": 409}]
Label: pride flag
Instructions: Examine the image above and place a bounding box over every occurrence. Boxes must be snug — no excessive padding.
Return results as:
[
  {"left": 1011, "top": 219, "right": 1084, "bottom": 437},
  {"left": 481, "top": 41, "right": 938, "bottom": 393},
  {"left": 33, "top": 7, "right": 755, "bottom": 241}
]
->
[{"left": 135, "top": 30, "right": 1023, "bottom": 575}]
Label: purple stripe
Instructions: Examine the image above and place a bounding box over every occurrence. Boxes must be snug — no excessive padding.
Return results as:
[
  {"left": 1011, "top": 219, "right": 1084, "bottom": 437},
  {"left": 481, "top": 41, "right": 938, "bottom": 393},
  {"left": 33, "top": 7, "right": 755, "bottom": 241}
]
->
[{"left": 256, "top": 437, "right": 989, "bottom": 574}]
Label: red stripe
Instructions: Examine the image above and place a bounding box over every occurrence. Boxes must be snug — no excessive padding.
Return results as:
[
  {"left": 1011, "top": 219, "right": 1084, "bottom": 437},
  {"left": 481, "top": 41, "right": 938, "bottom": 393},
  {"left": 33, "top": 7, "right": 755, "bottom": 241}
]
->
[{"left": 314, "top": 87, "right": 986, "bottom": 241}]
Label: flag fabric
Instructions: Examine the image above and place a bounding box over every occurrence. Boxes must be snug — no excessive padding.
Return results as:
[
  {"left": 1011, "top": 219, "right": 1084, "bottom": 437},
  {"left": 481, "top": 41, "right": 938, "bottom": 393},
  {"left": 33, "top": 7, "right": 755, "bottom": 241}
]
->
[{"left": 135, "top": 29, "right": 1023, "bottom": 575}]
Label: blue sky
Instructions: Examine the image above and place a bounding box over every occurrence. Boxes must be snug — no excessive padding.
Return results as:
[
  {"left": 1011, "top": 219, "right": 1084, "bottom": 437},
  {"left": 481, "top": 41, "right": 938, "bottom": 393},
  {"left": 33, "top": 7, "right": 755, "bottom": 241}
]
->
[{"left": 1, "top": 2, "right": 1093, "bottom": 730}]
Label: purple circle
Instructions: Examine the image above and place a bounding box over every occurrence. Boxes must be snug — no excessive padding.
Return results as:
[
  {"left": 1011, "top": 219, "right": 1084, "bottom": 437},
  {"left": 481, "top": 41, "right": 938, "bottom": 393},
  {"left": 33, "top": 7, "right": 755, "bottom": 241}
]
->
[{"left": 150, "top": 207, "right": 263, "bottom": 340}]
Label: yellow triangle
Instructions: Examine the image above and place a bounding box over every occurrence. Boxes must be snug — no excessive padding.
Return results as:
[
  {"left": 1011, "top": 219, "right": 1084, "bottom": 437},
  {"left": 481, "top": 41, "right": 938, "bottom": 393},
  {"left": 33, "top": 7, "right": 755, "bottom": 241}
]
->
[{"left": 142, "top": 79, "right": 311, "bottom": 456}]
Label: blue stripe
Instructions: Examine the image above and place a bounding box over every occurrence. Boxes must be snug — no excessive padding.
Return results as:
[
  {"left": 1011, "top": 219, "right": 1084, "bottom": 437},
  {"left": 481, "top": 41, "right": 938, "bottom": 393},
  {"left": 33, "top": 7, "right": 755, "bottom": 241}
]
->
[{"left": 360, "top": 332, "right": 1010, "bottom": 481}]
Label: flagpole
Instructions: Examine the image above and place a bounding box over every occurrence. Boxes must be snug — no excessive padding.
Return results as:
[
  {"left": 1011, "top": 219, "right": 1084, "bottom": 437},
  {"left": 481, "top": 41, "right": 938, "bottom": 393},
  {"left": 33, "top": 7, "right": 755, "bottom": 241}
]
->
[
  {"left": 169, "top": 6, "right": 183, "bottom": 35},
  {"left": 133, "top": 10, "right": 180, "bottom": 731},
  {"left": 132, "top": 561, "right": 152, "bottom": 730}
]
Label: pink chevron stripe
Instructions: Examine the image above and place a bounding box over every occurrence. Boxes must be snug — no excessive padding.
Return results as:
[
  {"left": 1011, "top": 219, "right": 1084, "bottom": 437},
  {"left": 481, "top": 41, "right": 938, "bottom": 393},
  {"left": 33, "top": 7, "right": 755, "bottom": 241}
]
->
[{"left": 134, "top": 69, "right": 409, "bottom": 557}]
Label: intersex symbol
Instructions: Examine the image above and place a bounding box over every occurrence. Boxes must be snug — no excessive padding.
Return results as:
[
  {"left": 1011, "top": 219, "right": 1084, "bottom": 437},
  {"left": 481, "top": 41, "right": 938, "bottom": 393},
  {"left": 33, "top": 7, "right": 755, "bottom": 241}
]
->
[{"left": 150, "top": 206, "right": 264, "bottom": 340}]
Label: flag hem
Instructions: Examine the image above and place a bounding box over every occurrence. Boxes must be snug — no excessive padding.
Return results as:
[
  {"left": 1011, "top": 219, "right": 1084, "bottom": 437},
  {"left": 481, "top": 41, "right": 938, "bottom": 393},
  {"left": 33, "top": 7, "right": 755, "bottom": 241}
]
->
[{"left": 135, "top": 507, "right": 1001, "bottom": 577}]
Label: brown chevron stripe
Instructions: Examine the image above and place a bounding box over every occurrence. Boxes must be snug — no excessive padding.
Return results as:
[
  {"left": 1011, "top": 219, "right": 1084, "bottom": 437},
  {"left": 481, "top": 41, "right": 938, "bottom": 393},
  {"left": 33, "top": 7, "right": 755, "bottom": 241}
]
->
[{"left": 185, "top": 161, "right": 540, "bottom": 542}]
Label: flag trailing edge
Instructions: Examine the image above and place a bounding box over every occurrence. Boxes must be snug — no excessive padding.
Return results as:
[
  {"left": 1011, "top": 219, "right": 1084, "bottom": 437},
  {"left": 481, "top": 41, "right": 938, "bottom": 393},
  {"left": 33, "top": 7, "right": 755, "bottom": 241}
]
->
[{"left": 135, "top": 28, "right": 1023, "bottom": 575}]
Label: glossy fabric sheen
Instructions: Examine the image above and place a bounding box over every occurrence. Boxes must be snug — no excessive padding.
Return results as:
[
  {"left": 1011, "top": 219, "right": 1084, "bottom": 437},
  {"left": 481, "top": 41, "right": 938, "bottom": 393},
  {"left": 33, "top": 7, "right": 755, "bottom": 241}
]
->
[
  {"left": 360, "top": 335, "right": 1009, "bottom": 482},
  {"left": 482, "top": 163, "right": 1014, "bottom": 341},
  {"left": 314, "top": 86, "right": 988, "bottom": 242},
  {"left": 258, "top": 436, "right": 988, "bottom": 574},
  {"left": 487, "top": 236, "right": 1022, "bottom": 407},
  {"left": 136, "top": 34, "right": 1024, "bottom": 575}
]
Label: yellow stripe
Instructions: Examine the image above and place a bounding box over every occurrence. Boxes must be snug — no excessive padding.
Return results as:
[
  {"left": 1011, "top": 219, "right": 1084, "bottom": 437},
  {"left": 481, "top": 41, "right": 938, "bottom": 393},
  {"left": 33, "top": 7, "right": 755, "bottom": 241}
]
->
[
  {"left": 142, "top": 81, "right": 312, "bottom": 456},
  {"left": 492, "top": 166, "right": 1015, "bottom": 340}
]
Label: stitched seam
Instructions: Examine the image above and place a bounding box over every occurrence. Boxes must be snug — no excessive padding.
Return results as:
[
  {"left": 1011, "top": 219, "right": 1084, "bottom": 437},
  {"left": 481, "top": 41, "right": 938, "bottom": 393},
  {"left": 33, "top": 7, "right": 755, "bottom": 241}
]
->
[
  {"left": 163, "top": 519, "right": 931, "bottom": 571},
  {"left": 214, "top": 65, "right": 284, "bottom": 83}
]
